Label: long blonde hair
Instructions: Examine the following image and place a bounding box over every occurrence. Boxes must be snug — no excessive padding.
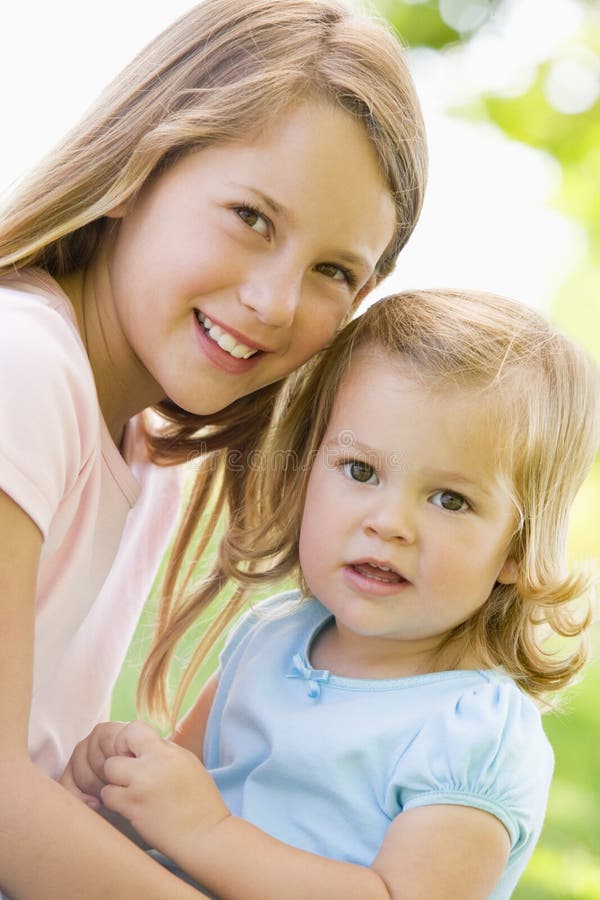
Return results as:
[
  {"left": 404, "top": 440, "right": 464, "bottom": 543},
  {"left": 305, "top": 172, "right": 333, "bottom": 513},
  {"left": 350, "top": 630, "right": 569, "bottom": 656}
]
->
[
  {"left": 0, "top": 0, "right": 428, "bottom": 719},
  {"left": 172, "top": 289, "right": 599, "bottom": 718}
]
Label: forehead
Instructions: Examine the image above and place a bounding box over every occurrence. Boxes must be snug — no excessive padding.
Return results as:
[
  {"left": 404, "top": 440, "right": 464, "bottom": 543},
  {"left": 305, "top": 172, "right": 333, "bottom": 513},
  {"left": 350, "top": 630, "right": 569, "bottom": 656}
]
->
[
  {"left": 207, "top": 100, "right": 396, "bottom": 261},
  {"left": 327, "top": 349, "right": 513, "bottom": 478}
]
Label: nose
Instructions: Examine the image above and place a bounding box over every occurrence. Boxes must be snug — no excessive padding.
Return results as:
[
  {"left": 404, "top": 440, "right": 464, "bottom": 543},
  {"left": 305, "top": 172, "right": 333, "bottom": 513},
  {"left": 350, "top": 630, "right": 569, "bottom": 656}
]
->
[
  {"left": 238, "top": 266, "right": 301, "bottom": 329},
  {"left": 362, "top": 498, "right": 415, "bottom": 544}
]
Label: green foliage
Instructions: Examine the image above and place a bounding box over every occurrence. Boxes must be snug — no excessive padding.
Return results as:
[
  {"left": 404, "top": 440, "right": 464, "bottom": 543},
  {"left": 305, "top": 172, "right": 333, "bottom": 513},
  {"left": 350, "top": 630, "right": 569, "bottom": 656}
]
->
[
  {"left": 484, "top": 81, "right": 600, "bottom": 253},
  {"left": 379, "top": 0, "right": 504, "bottom": 48},
  {"left": 378, "top": 0, "right": 460, "bottom": 48},
  {"left": 514, "top": 634, "right": 600, "bottom": 898},
  {"left": 380, "top": 1, "right": 600, "bottom": 262}
]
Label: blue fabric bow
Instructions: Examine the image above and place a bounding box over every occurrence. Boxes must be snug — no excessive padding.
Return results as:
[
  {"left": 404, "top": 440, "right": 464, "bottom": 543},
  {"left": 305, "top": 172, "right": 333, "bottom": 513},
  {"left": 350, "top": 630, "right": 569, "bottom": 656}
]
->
[{"left": 286, "top": 651, "right": 331, "bottom": 698}]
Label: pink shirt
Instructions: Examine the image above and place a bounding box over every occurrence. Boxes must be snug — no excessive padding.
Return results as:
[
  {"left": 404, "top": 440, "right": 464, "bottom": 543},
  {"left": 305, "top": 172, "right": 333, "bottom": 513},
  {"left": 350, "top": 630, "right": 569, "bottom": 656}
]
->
[{"left": 0, "top": 269, "right": 183, "bottom": 778}]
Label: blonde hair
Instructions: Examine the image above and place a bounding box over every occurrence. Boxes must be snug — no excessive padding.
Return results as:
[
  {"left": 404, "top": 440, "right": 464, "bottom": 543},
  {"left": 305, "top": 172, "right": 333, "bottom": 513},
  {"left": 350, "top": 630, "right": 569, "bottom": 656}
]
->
[
  {"left": 0, "top": 0, "right": 428, "bottom": 718},
  {"left": 172, "top": 289, "right": 599, "bottom": 718}
]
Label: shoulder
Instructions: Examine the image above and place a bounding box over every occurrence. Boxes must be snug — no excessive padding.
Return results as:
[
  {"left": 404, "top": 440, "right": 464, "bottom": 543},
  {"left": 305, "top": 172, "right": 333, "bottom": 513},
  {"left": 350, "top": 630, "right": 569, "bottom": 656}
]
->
[
  {"left": 389, "top": 674, "right": 553, "bottom": 852},
  {"left": 0, "top": 271, "right": 99, "bottom": 533},
  {"left": 0, "top": 269, "right": 93, "bottom": 396},
  {"left": 223, "top": 589, "right": 306, "bottom": 642},
  {"left": 218, "top": 590, "right": 319, "bottom": 667},
  {"left": 439, "top": 674, "right": 553, "bottom": 784}
]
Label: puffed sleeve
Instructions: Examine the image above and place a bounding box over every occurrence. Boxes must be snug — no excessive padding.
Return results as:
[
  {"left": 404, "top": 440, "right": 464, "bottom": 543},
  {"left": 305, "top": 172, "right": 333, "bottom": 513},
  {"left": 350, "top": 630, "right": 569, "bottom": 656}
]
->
[
  {"left": 0, "top": 294, "right": 97, "bottom": 537},
  {"left": 384, "top": 678, "right": 554, "bottom": 854}
]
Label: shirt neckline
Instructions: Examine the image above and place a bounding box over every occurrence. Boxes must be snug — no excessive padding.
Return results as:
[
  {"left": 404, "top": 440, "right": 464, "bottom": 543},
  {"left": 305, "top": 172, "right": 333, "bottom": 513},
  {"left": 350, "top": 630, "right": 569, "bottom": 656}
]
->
[{"left": 294, "top": 599, "right": 499, "bottom": 692}]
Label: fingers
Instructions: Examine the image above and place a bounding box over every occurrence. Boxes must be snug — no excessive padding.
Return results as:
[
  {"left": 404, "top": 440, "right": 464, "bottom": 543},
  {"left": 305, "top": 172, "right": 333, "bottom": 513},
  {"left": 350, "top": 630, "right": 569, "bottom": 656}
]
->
[
  {"left": 59, "top": 721, "right": 131, "bottom": 801},
  {"left": 113, "top": 720, "right": 163, "bottom": 758},
  {"left": 95, "top": 721, "right": 127, "bottom": 762},
  {"left": 100, "top": 743, "right": 157, "bottom": 819},
  {"left": 59, "top": 763, "right": 102, "bottom": 811},
  {"left": 103, "top": 754, "right": 137, "bottom": 788},
  {"left": 96, "top": 722, "right": 167, "bottom": 819},
  {"left": 100, "top": 782, "right": 130, "bottom": 817},
  {"left": 82, "top": 722, "right": 126, "bottom": 794}
]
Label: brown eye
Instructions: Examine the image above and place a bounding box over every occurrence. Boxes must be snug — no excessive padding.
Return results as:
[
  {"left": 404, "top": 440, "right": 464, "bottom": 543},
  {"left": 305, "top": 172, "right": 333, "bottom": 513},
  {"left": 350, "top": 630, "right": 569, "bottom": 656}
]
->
[
  {"left": 431, "top": 491, "right": 469, "bottom": 512},
  {"left": 343, "top": 460, "right": 377, "bottom": 484},
  {"left": 315, "top": 262, "right": 358, "bottom": 290},
  {"left": 235, "top": 205, "right": 270, "bottom": 238}
]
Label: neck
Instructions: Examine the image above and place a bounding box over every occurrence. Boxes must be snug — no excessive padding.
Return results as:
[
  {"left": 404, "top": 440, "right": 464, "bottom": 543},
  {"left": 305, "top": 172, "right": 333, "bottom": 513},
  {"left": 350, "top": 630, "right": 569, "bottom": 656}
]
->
[
  {"left": 57, "top": 250, "right": 164, "bottom": 447},
  {"left": 311, "top": 619, "right": 479, "bottom": 680}
]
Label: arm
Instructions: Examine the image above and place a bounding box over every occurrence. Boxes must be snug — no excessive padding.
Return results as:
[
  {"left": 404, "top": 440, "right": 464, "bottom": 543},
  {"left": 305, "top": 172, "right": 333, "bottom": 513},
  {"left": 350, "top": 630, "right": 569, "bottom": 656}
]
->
[
  {"left": 178, "top": 804, "right": 509, "bottom": 900},
  {"left": 172, "top": 673, "right": 219, "bottom": 758},
  {"left": 0, "top": 490, "right": 210, "bottom": 900},
  {"left": 100, "top": 720, "right": 509, "bottom": 900},
  {"left": 169, "top": 801, "right": 509, "bottom": 900}
]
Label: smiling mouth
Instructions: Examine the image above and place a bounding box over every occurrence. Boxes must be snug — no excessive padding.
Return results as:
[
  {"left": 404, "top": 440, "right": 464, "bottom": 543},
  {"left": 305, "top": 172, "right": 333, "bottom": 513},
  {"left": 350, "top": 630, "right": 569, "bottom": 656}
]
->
[
  {"left": 350, "top": 562, "right": 408, "bottom": 585},
  {"left": 195, "top": 311, "right": 260, "bottom": 360}
]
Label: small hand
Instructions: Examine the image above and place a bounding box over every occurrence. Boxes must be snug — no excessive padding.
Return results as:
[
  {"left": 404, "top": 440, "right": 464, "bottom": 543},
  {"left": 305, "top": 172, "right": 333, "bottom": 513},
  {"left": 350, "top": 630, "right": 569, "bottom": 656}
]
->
[
  {"left": 101, "top": 720, "right": 230, "bottom": 860},
  {"left": 59, "top": 721, "right": 126, "bottom": 811}
]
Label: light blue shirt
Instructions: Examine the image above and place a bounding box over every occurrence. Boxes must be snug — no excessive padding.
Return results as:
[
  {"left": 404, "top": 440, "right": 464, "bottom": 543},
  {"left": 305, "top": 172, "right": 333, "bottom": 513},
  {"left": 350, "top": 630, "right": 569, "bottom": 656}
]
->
[{"left": 204, "top": 591, "right": 554, "bottom": 899}]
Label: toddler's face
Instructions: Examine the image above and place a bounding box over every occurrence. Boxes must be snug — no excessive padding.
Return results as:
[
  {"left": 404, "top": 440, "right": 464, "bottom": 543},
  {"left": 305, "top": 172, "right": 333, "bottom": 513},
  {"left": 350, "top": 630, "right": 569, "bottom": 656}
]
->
[
  {"left": 298, "top": 350, "right": 518, "bottom": 673},
  {"left": 101, "top": 101, "right": 396, "bottom": 415}
]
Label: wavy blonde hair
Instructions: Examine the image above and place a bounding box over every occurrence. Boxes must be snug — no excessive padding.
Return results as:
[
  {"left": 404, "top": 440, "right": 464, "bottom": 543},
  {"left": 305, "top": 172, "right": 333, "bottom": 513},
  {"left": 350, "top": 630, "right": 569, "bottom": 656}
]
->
[
  {"left": 169, "top": 289, "right": 599, "bottom": 719},
  {"left": 0, "top": 0, "right": 428, "bottom": 718}
]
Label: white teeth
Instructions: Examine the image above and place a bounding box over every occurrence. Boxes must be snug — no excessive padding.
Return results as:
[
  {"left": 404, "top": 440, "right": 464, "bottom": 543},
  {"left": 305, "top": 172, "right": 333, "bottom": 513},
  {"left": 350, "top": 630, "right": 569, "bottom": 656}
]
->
[
  {"left": 217, "top": 332, "right": 236, "bottom": 352},
  {"left": 197, "top": 312, "right": 259, "bottom": 360}
]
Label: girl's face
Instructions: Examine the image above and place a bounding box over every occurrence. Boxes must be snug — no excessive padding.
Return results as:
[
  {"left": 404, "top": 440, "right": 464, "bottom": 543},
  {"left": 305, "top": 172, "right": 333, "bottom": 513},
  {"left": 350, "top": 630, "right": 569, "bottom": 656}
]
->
[
  {"left": 100, "top": 101, "right": 396, "bottom": 416},
  {"left": 298, "top": 351, "right": 519, "bottom": 675}
]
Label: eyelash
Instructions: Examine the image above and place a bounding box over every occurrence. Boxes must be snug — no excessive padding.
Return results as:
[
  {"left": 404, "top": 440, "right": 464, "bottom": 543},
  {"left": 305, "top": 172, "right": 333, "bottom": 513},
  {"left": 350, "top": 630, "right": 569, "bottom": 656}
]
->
[
  {"left": 340, "top": 459, "right": 378, "bottom": 484},
  {"left": 234, "top": 202, "right": 359, "bottom": 290},
  {"left": 234, "top": 202, "right": 271, "bottom": 239},
  {"left": 429, "top": 491, "right": 471, "bottom": 513},
  {"left": 339, "top": 462, "right": 472, "bottom": 512},
  {"left": 319, "top": 263, "right": 358, "bottom": 290}
]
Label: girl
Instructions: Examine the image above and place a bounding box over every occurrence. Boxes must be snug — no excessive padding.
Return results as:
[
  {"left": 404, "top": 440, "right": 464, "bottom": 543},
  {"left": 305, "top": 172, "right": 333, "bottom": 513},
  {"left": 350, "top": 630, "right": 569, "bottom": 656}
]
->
[
  {"left": 0, "top": 1, "right": 427, "bottom": 897},
  {"left": 64, "top": 289, "right": 599, "bottom": 899}
]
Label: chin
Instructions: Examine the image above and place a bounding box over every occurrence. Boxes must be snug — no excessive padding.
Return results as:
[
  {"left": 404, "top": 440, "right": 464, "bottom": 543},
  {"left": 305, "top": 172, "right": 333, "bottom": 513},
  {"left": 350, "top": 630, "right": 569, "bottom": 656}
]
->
[{"left": 165, "top": 393, "right": 239, "bottom": 417}]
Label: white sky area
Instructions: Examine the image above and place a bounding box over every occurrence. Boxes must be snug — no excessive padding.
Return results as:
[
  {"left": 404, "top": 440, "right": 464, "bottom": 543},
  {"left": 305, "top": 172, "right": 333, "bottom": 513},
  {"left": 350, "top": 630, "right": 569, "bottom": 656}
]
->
[{"left": 0, "top": 0, "right": 588, "bottom": 313}]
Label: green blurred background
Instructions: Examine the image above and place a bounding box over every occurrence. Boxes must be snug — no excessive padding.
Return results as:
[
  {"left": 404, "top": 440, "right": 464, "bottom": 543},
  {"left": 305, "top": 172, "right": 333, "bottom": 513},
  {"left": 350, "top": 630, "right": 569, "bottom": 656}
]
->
[{"left": 113, "top": 1, "right": 600, "bottom": 897}]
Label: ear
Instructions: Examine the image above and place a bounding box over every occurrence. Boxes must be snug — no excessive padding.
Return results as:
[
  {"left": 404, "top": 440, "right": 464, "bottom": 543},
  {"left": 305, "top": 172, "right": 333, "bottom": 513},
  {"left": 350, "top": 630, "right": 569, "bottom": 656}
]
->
[
  {"left": 104, "top": 201, "right": 130, "bottom": 219},
  {"left": 497, "top": 556, "right": 518, "bottom": 585}
]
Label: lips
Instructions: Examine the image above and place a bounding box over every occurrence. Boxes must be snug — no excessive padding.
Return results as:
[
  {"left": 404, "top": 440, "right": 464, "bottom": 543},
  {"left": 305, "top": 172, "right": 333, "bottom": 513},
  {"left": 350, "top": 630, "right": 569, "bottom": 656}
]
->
[{"left": 350, "top": 561, "right": 408, "bottom": 585}]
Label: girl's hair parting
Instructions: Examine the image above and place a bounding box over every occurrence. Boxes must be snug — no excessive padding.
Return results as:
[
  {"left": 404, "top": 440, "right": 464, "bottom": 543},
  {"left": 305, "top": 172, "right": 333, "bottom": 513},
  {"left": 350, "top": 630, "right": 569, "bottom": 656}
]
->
[
  {"left": 0, "top": 0, "right": 427, "bottom": 722},
  {"left": 172, "top": 289, "right": 599, "bottom": 717}
]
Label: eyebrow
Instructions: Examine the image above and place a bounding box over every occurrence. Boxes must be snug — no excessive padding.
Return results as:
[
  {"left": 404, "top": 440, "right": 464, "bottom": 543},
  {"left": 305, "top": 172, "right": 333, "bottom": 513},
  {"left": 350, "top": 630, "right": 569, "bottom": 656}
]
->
[
  {"left": 230, "top": 183, "right": 374, "bottom": 277},
  {"left": 325, "top": 440, "right": 494, "bottom": 497},
  {"left": 230, "top": 183, "right": 289, "bottom": 219},
  {"left": 325, "top": 438, "right": 380, "bottom": 458},
  {"left": 424, "top": 470, "right": 493, "bottom": 498}
]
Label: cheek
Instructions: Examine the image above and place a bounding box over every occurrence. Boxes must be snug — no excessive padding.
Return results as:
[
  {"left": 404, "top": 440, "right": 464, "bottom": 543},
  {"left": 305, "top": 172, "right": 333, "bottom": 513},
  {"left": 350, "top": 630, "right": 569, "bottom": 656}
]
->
[
  {"left": 292, "top": 329, "right": 333, "bottom": 368},
  {"left": 298, "top": 516, "right": 319, "bottom": 583},
  {"left": 295, "top": 299, "right": 351, "bottom": 357},
  {"left": 419, "top": 536, "right": 472, "bottom": 588},
  {"left": 298, "top": 472, "right": 329, "bottom": 564},
  {"left": 298, "top": 486, "right": 318, "bottom": 560},
  {"left": 115, "top": 197, "right": 218, "bottom": 286}
]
